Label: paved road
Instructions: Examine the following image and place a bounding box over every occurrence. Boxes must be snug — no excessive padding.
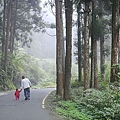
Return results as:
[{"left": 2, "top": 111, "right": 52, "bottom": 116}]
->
[{"left": 0, "top": 88, "right": 55, "bottom": 120}]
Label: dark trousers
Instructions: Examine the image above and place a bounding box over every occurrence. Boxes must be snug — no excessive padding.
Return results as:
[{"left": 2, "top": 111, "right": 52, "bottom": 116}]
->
[{"left": 24, "top": 87, "right": 30, "bottom": 99}]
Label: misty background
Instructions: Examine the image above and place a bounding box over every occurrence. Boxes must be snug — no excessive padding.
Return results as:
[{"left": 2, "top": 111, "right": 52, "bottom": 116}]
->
[
  {"left": 24, "top": 0, "right": 77, "bottom": 62},
  {"left": 24, "top": 1, "right": 56, "bottom": 59}
]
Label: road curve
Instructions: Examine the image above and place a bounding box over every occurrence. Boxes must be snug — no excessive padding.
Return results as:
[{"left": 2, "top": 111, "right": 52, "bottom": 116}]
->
[{"left": 0, "top": 88, "right": 55, "bottom": 120}]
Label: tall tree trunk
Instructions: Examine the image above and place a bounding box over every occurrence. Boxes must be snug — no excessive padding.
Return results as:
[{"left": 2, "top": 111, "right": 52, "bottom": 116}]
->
[
  {"left": 83, "top": 1, "right": 90, "bottom": 90},
  {"left": 90, "top": 0, "right": 94, "bottom": 88},
  {"left": 77, "top": 4, "right": 82, "bottom": 82},
  {"left": 90, "top": 38, "right": 94, "bottom": 88},
  {"left": 2, "top": 0, "right": 6, "bottom": 54},
  {"left": 4, "top": 0, "right": 12, "bottom": 72},
  {"left": 92, "top": 0, "right": 98, "bottom": 89},
  {"left": 10, "top": 0, "right": 18, "bottom": 53},
  {"left": 55, "top": 0, "right": 64, "bottom": 97},
  {"left": 0, "top": 17, "right": 2, "bottom": 44},
  {"left": 1, "top": 0, "right": 6, "bottom": 90},
  {"left": 99, "top": 0, "right": 105, "bottom": 81},
  {"left": 1, "top": 0, "right": 6, "bottom": 69},
  {"left": 94, "top": 38, "right": 98, "bottom": 89},
  {"left": 9, "top": 0, "right": 13, "bottom": 53},
  {"left": 110, "top": 0, "right": 119, "bottom": 82},
  {"left": 64, "top": 0, "right": 73, "bottom": 101},
  {"left": 118, "top": 2, "right": 120, "bottom": 64}
]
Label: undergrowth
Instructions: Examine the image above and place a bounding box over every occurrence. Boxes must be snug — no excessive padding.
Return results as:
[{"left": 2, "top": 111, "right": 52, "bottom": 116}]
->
[
  {"left": 56, "top": 101, "right": 91, "bottom": 120},
  {"left": 56, "top": 87, "right": 120, "bottom": 120}
]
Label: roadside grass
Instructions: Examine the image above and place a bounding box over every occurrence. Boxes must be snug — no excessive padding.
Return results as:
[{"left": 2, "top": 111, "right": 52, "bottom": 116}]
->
[
  {"left": 45, "top": 86, "right": 120, "bottom": 120},
  {"left": 45, "top": 90, "right": 68, "bottom": 120}
]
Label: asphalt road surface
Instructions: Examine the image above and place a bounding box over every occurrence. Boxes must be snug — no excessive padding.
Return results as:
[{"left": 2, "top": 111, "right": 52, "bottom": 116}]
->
[{"left": 0, "top": 88, "right": 55, "bottom": 120}]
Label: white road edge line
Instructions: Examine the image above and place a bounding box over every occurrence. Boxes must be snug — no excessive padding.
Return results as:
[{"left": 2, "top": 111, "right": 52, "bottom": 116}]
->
[
  {"left": 42, "top": 94, "right": 48, "bottom": 108},
  {"left": 42, "top": 91, "right": 53, "bottom": 109}
]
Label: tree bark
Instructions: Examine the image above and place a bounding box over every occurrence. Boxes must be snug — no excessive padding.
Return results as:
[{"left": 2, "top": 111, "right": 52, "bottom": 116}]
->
[
  {"left": 1, "top": 0, "right": 6, "bottom": 70},
  {"left": 64, "top": 0, "right": 73, "bottom": 100},
  {"left": 99, "top": 0, "right": 105, "bottom": 81},
  {"left": 77, "top": 4, "right": 82, "bottom": 82},
  {"left": 92, "top": 0, "right": 98, "bottom": 89},
  {"left": 4, "top": 0, "right": 12, "bottom": 72},
  {"left": 110, "top": 0, "right": 119, "bottom": 82},
  {"left": 9, "top": 0, "right": 18, "bottom": 53},
  {"left": 2, "top": 0, "right": 6, "bottom": 54},
  {"left": 90, "top": 0, "right": 94, "bottom": 88},
  {"left": 84, "top": 1, "right": 90, "bottom": 90},
  {"left": 55, "top": 0, "right": 64, "bottom": 97},
  {"left": 94, "top": 38, "right": 98, "bottom": 89}
]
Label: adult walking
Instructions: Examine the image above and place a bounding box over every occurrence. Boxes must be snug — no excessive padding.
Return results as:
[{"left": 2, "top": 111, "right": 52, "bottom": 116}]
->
[{"left": 21, "top": 76, "right": 31, "bottom": 100}]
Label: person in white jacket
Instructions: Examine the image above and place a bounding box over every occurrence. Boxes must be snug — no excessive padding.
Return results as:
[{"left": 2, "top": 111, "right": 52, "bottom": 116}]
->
[{"left": 21, "top": 76, "right": 31, "bottom": 100}]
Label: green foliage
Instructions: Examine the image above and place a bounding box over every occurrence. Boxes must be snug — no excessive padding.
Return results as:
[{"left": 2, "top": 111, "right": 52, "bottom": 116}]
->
[
  {"left": 12, "top": 48, "right": 56, "bottom": 88},
  {"left": 0, "top": 68, "right": 16, "bottom": 90},
  {"left": 56, "top": 101, "right": 91, "bottom": 120},
  {"left": 0, "top": 0, "right": 45, "bottom": 48},
  {"left": 15, "top": 0, "right": 45, "bottom": 46},
  {"left": 0, "top": 47, "right": 56, "bottom": 89},
  {"left": 6, "top": 80, "right": 16, "bottom": 90},
  {"left": 71, "top": 88, "right": 120, "bottom": 120},
  {"left": 71, "top": 79, "right": 82, "bottom": 88},
  {"left": 99, "top": 81, "right": 109, "bottom": 90},
  {"left": 55, "top": 87, "right": 120, "bottom": 120}
]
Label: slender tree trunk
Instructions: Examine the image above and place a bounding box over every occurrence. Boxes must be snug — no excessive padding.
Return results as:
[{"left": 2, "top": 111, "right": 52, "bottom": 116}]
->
[
  {"left": 118, "top": 2, "right": 120, "bottom": 64},
  {"left": 2, "top": 0, "right": 6, "bottom": 54},
  {"left": 90, "top": 39, "right": 94, "bottom": 88},
  {"left": 90, "top": 0, "right": 94, "bottom": 88},
  {"left": 117, "top": 0, "right": 120, "bottom": 72},
  {"left": 77, "top": 4, "right": 82, "bottom": 82},
  {"left": 9, "top": 4, "right": 12, "bottom": 53},
  {"left": 0, "top": 17, "right": 2, "bottom": 45},
  {"left": 110, "top": 0, "right": 119, "bottom": 82},
  {"left": 94, "top": 38, "right": 98, "bottom": 89},
  {"left": 92, "top": 0, "right": 98, "bottom": 89},
  {"left": 64, "top": 0, "right": 73, "bottom": 100},
  {"left": 4, "top": 0, "right": 12, "bottom": 72},
  {"left": 99, "top": 0, "right": 105, "bottom": 81},
  {"left": 55, "top": 0, "right": 64, "bottom": 97},
  {"left": 1, "top": 0, "right": 6, "bottom": 90},
  {"left": 84, "top": 1, "right": 90, "bottom": 90},
  {"left": 1, "top": 0, "right": 6, "bottom": 70},
  {"left": 10, "top": 0, "right": 18, "bottom": 53}
]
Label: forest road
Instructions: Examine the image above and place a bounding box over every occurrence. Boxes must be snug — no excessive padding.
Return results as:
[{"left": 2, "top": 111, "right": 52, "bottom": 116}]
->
[{"left": 0, "top": 88, "right": 55, "bottom": 120}]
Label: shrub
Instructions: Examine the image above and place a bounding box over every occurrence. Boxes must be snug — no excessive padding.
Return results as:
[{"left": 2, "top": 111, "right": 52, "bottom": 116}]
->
[
  {"left": 56, "top": 101, "right": 91, "bottom": 120},
  {"left": 72, "top": 88, "right": 120, "bottom": 120},
  {"left": 71, "top": 80, "right": 83, "bottom": 88},
  {"left": 56, "top": 88, "right": 120, "bottom": 120}
]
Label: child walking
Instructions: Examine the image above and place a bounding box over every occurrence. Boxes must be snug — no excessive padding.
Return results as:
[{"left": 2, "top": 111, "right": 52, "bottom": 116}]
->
[{"left": 15, "top": 89, "right": 22, "bottom": 100}]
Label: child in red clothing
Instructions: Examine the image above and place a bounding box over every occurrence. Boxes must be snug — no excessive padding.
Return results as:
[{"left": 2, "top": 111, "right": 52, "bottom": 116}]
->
[{"left": 15, "top": 89, "right": 22, "bottom": 100}]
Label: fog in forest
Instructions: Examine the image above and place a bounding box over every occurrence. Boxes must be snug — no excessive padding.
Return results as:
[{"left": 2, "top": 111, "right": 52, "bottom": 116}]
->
[
  {"left": 24, "top": 28, "right": 56, "bottom": 59},
  {"left": 24, "top": 1, "right": 56, "bottom": 59},
  {"left": 24, "top": 0, "right": 77, "bottom": 62}
]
